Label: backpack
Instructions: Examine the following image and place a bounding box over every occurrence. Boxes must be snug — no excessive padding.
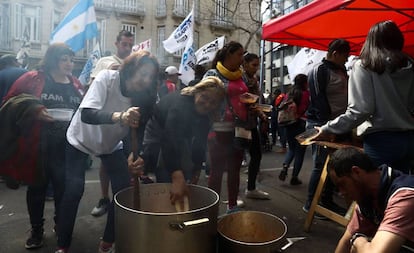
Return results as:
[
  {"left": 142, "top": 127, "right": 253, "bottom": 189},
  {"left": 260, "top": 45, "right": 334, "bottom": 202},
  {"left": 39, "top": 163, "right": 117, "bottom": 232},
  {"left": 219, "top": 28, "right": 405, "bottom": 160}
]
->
[{"left": 277, "top": 95, "right": 298, "bottom": 126}]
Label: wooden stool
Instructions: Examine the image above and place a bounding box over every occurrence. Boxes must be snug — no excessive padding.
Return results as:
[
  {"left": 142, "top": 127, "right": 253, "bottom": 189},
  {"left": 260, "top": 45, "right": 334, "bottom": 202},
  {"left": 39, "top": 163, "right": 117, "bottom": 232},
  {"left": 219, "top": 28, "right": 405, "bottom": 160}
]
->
[{"left": 304, "top": 141, "right": 358, "bottom": 232}]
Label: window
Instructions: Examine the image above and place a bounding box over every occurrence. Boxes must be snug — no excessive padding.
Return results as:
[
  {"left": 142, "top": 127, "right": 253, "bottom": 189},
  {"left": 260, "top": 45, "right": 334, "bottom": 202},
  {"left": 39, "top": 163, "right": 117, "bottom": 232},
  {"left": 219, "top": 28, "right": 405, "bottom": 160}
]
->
[
  {"left": 156, "top": 0, "right": 166, "bottom": 17},
  {"left": 157, "top": 26, "right": 166, "bottom": 61},
  {"left": 194, "top": 30, "right": 199, "bottom": 49},
  {"left": 0, "top": 4, "right": 11, "bottom": 48},
  {"left": 194, "top": 0, "right": 200, "bottom": 21},
  {"left": 175, "top": 0, "right": 190, "bottom": 11},
  {"left": 174, "top": 0, "right": 190, "bottom": 16},
  {"left": 51, "top": 10, "right": 62, "bottom": 33},
  {"left": 214, "top": 0, "right": 228, "bottom": 21},
  {"left": 99, "top": 19, "right": 107, "bottom": 53},
  {"left": 122, "top": 23, "right": 137, "bottom": 43},
  {"left": 14, "top": 3, "right": 41, "bottom": 43}
]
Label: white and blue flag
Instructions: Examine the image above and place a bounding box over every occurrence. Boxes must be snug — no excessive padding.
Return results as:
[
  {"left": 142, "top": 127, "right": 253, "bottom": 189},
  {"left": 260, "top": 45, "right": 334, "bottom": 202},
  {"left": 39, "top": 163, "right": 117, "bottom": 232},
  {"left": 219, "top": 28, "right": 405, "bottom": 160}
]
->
[
  {"left": 50, "top": 0, "right": 98, "bottom": 52},
  {"left": 163, "top": 7, "right": 194, "bottom": 54},
  {"left": 179, "top": 39, "right": 196, "bottom": 85},
  {"left": 79, "top": 43, "right": 101, "bottom": 86}
]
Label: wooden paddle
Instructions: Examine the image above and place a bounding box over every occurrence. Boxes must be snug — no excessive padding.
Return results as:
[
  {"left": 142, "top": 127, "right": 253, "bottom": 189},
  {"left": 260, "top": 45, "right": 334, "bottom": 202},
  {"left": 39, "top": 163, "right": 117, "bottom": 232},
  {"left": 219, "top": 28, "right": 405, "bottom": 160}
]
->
[
  {"left": 174, "top": 196, "right": 190, "bottom": 212},
  {"left": 130, "top": 128, "right": 140, "bottom": 210}
]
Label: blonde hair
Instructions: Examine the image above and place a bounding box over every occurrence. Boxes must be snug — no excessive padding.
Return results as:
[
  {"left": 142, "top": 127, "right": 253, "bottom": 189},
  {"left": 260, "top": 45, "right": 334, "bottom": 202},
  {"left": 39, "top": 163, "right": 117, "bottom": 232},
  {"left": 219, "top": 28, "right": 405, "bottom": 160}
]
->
[{"left": 181, "top": 76, "right": 225, "bottom": 99}]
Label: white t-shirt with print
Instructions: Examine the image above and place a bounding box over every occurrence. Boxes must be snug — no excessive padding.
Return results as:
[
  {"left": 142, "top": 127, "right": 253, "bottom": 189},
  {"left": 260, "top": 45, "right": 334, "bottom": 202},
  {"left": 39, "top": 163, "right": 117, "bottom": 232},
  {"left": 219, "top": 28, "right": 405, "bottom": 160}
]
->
[{"left": 67, "top": 70, "right": 131, "bottom": 155}]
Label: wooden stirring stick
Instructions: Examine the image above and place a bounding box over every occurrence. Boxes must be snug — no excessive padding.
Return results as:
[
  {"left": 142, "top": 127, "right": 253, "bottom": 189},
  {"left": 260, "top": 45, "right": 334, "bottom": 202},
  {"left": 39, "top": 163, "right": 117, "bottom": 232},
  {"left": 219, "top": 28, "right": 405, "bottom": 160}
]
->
[
  {"left": 130, "top": 128, "right": 140, "bottom": 210},
  {"left": 175, "top": 196, "right": 190, "bottom": 212}
]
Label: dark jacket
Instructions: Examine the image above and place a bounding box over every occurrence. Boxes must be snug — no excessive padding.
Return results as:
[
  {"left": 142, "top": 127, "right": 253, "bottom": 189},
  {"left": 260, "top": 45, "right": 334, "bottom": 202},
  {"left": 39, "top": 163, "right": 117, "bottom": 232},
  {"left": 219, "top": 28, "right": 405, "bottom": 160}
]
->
[
  {"left": 360, "top": 165, "right": 414, "bottom": 226},
  {"left": 0, "top": 94, "right": 44, "bottom": 184},
  {"left": 306, "top": 59, "right": 348, "bottom": 124},
  {"left": 0, "top": 71, "right": 83, "bottom": 184},
  {"left": 143, "top": 92, "right": 211, "bottom": 173}
]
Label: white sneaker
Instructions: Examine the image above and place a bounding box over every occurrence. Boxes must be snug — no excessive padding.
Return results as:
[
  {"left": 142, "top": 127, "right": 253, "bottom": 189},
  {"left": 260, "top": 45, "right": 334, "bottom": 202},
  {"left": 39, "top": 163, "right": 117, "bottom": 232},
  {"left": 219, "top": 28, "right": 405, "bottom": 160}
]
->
[
  {"left": 222, "top": 199, "right": 245, "bottom": 208},
  {"left": 245, "top": 189, "right": 271, "bottom": 200}
]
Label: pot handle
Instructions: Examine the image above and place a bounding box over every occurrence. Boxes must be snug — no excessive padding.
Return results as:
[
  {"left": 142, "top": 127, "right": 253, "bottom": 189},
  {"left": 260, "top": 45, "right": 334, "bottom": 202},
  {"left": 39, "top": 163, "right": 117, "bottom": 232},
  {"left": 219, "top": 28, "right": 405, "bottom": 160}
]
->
[{"left": 169, "top": 217, "right": 209, "bottom": 231}]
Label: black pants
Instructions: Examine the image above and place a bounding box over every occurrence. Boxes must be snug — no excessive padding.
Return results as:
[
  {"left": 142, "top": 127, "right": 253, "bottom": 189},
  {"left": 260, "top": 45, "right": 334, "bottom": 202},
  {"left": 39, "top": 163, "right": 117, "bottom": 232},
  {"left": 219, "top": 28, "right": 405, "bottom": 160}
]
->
[{"left": 247, "top": 127, "right": 262, "bottom": 191}]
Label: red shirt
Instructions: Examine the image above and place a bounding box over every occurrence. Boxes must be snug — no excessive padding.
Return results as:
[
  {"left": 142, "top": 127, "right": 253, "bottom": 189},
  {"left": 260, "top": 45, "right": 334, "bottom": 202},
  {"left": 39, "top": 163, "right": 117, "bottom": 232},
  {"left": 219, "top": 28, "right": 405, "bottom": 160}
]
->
[
  {"left": 348, "top": 189, "right": 414, "bottom": 248},
  {"left": 165, "top": 80, "right": 176, "bottom": 93},
  {"left": 224, "top": 78, "right": 249, "bottom": 122}
]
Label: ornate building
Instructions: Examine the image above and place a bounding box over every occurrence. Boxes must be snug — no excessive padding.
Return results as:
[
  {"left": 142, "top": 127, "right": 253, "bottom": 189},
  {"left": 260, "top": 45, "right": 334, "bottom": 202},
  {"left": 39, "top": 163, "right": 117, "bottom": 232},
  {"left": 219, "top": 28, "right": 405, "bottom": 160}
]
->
[{"left": 0, "top": 0, "right": 262, "bottom": 75}]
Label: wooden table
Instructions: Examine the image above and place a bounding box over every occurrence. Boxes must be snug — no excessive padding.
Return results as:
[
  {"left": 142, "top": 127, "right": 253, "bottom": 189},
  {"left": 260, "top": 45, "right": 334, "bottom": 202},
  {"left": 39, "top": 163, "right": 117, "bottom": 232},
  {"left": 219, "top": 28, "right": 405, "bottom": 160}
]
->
[{"left": 303, "top": 141, "right": 361, "bottom": 232}]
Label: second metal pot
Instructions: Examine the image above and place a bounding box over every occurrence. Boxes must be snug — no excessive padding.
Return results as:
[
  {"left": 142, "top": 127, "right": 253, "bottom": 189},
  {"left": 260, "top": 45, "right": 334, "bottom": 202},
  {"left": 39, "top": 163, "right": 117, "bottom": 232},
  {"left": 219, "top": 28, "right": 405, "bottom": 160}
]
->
[{"left": 217, "top": 211, "right": 287, "bottom": 253}]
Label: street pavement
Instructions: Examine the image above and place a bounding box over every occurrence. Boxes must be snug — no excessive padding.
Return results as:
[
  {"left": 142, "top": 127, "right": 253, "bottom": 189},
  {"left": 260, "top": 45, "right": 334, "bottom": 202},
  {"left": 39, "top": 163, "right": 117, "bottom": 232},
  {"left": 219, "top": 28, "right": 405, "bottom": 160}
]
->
[{"left": 0, "top": 145, "right": 347, "bottom": 253}]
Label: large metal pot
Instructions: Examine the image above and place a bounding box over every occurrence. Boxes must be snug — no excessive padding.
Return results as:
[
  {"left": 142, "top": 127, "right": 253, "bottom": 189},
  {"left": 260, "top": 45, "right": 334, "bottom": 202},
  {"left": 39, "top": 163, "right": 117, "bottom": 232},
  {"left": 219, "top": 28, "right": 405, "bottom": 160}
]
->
[
  {"left": 217, "top": 211, "right": 287, "bottom": 253},
  {"left": 114, "top": 183, "right": 219, "bottom": 253}
]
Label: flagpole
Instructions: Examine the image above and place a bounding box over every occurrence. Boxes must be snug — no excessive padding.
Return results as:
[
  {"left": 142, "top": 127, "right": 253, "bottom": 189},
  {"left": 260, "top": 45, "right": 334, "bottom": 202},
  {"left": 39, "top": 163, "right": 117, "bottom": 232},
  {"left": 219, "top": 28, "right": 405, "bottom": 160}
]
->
[{"left": 259, "top": 39, "right": 266, "bottom": 95}]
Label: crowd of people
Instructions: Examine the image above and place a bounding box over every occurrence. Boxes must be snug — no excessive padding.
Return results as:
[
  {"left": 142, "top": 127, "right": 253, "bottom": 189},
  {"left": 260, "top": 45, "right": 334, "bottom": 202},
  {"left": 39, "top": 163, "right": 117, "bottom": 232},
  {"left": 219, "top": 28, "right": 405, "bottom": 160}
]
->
[{"left": 0, "top": 19, "right": 414, "bottom": 253}]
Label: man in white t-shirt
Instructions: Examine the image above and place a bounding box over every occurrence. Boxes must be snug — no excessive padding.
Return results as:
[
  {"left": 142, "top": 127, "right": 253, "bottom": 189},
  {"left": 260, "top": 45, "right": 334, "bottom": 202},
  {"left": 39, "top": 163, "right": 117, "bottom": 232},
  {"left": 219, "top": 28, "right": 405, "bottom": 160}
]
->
[
  {"left": 89, "top": 30, "right": 134, "bottom": 217},
  {"left": 89, "top": 30, "right": 134, "bottom": 83}
]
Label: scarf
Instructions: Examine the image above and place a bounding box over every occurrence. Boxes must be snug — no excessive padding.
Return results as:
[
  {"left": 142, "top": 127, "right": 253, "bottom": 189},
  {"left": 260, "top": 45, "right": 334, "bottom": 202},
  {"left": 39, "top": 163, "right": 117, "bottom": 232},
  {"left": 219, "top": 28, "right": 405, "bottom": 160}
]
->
[{"left": 216, "top": 61, "right": 243, "bottom": 81}]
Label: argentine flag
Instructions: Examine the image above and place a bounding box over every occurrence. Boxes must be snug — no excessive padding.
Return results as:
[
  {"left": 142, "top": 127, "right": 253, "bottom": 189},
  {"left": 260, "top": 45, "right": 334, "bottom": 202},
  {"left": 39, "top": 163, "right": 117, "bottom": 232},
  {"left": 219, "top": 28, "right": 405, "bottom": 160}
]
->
[{"left": 50, "top": 0, "right": 98, "bottom": 52}]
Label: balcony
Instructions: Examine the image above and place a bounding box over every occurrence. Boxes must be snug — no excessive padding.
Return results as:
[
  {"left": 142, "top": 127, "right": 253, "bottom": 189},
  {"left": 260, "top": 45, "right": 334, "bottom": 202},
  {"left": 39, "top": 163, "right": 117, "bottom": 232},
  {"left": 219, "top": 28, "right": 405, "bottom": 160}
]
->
[
  {"left": 94, "top": 0, "right": 113, "bottom": 10},
  {"left": 172, "top": 6, "right": 190, "bottom": 19},
  {"left": 210, "top": 16, "right": 234, "bottom": 30},
  {"left": 95, "top": 0, "right": 145, "bottom": 17},
  {"left": 155, "top": 5, "right": 166, "bottom": 18}
]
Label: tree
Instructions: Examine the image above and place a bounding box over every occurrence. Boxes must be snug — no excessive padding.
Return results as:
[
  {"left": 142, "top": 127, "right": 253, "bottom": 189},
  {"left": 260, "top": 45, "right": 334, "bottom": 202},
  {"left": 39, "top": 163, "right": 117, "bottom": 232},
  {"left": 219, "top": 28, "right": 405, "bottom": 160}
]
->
[{"left": 197, "top": 0, "right": 265, "bottom": 51}]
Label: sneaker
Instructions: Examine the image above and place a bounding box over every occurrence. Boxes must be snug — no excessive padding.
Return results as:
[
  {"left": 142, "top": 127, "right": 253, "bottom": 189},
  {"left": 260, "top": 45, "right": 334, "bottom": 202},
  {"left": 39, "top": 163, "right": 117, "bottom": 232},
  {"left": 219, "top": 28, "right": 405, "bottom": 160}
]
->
[
  {"left": 99, "top": 241, "right": 115, "bottom": 253},
  {"left": 237, "top": 199, "right": 245, "bottom": 208},
  {"left": 279, "top": 165, "right": 288, "bottom": 181},
  {"left": 91, "top": 197, "right": 111, "bottom": 217},
  {"left": 302, "top": 206, "right": 328, "bottom": 220},
  {"left": 245, "top": 189, "right": 271, "bottom": 200},
  {"left": 222, "top": 199, "right": 245, "bottom": 208},
  {"left": 55, "top": 248, "right": 68, "bottom": 253},
  {"left": 290, "top": 177, "right": 302, "bottom": 185},
  {"left": 226, "top": 206, "right": 241, "bottom": 214},
  {"left": 25, "top": 227, "right": 44, "bottom": 249}
]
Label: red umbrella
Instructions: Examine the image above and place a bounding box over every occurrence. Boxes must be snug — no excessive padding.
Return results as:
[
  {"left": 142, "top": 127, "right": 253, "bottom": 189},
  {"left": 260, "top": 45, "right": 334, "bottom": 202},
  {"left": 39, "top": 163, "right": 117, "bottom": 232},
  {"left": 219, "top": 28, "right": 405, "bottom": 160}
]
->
[{"left": 262, "top": 0, "right": 414, "bottom": 56}]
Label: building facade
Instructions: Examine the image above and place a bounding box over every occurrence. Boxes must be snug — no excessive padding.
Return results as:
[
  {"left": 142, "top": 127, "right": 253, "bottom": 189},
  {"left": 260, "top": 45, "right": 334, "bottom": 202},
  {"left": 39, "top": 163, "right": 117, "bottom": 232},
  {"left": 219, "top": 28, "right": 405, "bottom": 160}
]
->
[
  {"left": 0, "top": 0, "right": 262, "bottom": 75},
  {"left": 263, "top": 0, "right": 312, "bottom": 92}
]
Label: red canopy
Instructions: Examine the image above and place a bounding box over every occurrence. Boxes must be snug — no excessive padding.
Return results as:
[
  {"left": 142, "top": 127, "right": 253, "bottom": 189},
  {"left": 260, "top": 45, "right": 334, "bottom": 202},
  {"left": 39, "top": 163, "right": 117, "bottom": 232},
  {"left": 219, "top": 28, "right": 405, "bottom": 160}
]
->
[{"left": 262, "top": 0, "right": 414, "bottom": 56}]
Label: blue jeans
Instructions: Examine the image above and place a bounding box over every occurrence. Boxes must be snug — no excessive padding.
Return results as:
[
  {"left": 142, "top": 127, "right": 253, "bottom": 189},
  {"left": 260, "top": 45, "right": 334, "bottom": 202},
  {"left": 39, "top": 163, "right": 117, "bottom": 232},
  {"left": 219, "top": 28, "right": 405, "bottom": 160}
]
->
[
  {"left": 283, "top": 120, "right": 307, "bottom": 178},
  {"left": 363, "top": 130, "right": 414, "bottom": 174},
  {"left": 278, "top": 126, "right": 287, "bottom": 148},
  {"left": 304, "top": 120, "right": 335, "bottom": 209},
  {"left": 57, "top": 144, "right": 130, "bottom": 248}
]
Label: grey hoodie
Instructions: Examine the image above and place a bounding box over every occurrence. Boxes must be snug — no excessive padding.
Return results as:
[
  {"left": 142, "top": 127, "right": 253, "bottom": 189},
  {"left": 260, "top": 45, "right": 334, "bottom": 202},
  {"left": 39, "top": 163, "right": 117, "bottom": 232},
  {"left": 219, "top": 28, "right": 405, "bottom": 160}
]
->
[{"left": 321, "top": 59, "right": 414, "bottom": 136}]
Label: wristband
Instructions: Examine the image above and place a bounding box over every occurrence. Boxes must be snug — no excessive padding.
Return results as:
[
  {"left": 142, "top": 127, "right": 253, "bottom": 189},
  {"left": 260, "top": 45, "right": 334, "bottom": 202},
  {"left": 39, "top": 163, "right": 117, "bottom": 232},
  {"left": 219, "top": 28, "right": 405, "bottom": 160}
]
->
[{"left": 350, "top": 232, "right": 368, "bottom": 246}]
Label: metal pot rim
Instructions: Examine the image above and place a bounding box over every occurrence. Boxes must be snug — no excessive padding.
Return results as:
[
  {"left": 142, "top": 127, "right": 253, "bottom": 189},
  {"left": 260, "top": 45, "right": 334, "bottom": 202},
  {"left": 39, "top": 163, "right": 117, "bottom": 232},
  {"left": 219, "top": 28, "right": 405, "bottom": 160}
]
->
[
  {"left": 114, "top": 184, "right": 219, "bottom": 215},
  {"left": 218, "top": 211, "right": 288, "bottom": 246}
]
